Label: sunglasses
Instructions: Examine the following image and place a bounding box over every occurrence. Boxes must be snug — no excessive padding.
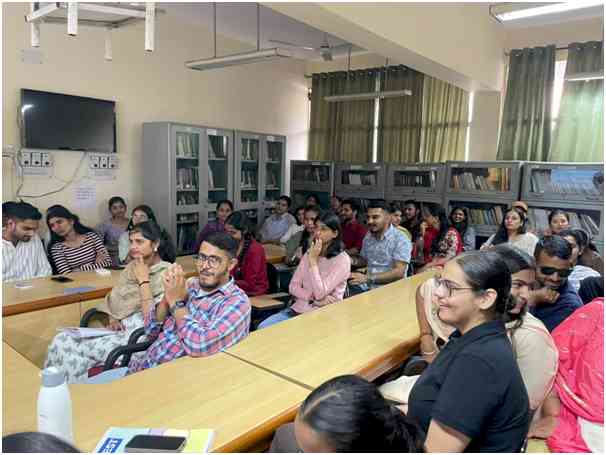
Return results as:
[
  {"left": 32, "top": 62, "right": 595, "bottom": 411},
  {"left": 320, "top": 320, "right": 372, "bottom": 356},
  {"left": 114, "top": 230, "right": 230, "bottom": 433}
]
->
[{"left": 539, "top": 266, "right": 572, "bottom": 278}]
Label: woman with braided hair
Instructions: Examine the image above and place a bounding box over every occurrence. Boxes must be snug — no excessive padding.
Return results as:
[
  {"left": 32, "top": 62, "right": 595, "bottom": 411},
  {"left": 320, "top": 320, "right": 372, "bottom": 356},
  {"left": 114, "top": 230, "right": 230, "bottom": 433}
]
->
[{"left": 224, "top": 211, "right": 268, "bottom": 296}]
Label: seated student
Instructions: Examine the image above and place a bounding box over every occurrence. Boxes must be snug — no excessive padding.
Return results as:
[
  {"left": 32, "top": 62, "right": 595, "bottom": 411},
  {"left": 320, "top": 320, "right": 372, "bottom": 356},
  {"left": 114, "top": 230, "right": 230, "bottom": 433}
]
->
[
  {"left": 481, "top": 206, "right": 538, "bottom": 256},
  {"left": 546, "top": 209, "right": 570, "bottom": 235},
  {"left": 259, "top": 195, "right": 296, "bottom": 244},
  {"left": 558, "top": 228, "right": 601, "bottom": 292},
  {"left": 528, "top": 298, "right": 603, "bottom": 453},
  {"left": 389, "top": 202, "right": 412, "bottom": 240},
  {"left": 95, "top": 196, "right": 129, "bottom": 267},
  {"left": 2, "top": 201, "right": 52, "bottom": 281},
  {"left": 574, "top": 227, "right": 604, "bottom": 275},
  {"left": 406, "top": 251, "right": 530, "bottom": 452},
  {"left": 3, "top": 432, "right": 80, "bottom": 453},
  {"left": 118, "top": 204, "right": 159, "bottom": 264},
  {"left": 127, "top": 232, "right": 250, "bottom": 374},
  {"left": 257, "top": 212, "right": 350, "bottom": 329},
  {"left": 193, "top": 199, "right": 233, "bottom": 253},
  {"left": 305, "top": 193, "right": 321, "bottom": 208},
  {"left": 349, "top": 200, "right": 411, "bottom": 293},
  {"left": 285, "top": 204, "right": 321, "bottom": 267},
  {"left": 578, "top": 275, "right": 603, "bottom": 304},
  {"left": 530, "top": 235, "right": 583, "bottom": 332},
  {"left": 449, "top": 206, "right": 476, "bottom": 252},
  {"left": 402, "top": 199, "right": 422, "bottom": 243},
  {"left": 279, "top": 205, "right": 305, "bottom": 244},
  {"left": 44, "top": 221, "right": 173, "bottom": 383},
  {"left": 339, "top": 199, "right": 367, "bottom": 255},
  {"left": 224, "top": 211, "right": 268, "bottom": 296},
  {"left": 46, "top": 205, "right": 112, "bottom": 274},
  {"left": 329, "top": 195, "right": 342, "bottom": 216},
  {"left": 269, "top": 375, "right": 424, "bottom": 453},
  {"left": 417, "top": 204, "right": 462, "bottom": 270},
  {"left": 381, "top": 245, "right": 558, "bottom": 416}
]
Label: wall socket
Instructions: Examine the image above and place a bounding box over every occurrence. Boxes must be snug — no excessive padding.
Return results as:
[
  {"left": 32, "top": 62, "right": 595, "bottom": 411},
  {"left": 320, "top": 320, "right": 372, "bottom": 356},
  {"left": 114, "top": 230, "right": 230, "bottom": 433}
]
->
[
  {"left": 20, "top": 150, "right": 53, "bottom": 177},
  {"left": 88, "top": 153, "right": 118, "bottom": 180}
]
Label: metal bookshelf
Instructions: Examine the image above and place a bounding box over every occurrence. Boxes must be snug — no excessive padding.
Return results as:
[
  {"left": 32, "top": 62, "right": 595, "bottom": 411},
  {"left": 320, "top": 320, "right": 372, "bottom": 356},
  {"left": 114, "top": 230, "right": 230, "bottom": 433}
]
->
[
  {"left": 142, "top": 122, "right": 234, "bottom": 256},
  {"left": 290, "top": 160, "right": 334, "bottom": 210},
  {"left": 334, "top": 162, "right": 386, "bottom": 200},
  {"left": 522, "top": 162, "right": 604, "bottom": 253},
  {"left": 386, "top": 163, "right": 446, "bottom": 200}
]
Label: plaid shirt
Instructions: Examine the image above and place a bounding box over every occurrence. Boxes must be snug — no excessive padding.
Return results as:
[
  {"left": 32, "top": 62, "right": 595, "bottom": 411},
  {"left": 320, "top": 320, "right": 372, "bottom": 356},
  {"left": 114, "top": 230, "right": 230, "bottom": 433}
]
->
[{"left": 127, "top": 277, "right": 250, "bottom": 374}]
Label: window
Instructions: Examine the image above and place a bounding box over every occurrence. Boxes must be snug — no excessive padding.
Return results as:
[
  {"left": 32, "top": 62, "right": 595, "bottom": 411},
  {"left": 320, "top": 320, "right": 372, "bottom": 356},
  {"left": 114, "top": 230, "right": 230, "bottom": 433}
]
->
[{"left": 551, "top": 59, "right": 568, "bottom": 130}]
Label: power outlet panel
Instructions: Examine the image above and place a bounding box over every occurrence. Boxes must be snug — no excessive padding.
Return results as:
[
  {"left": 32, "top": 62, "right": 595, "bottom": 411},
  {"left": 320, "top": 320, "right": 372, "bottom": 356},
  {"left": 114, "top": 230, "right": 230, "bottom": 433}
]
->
[
  {"left": 88, "top": 153, "right": 118, "bottom": 180},
  {"left": 31, "top": 152, "right": 41, "bottom": 166},
  {"left": 20, "top": 150, "right": 53, "bottom": 177}
]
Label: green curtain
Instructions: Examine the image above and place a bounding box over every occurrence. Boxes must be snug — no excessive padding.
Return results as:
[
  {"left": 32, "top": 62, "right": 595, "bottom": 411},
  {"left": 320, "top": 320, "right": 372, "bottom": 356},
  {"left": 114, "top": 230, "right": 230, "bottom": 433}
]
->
[
  {"left": 549, "top": 41, "right": 604, "bottom": 162},
  {"left": 421, "top": 76, "right": 469, "bottom": 162},
  {"left": 308, "top": 70, "right": 376, "bottom": 162},
  {"left": 497, "top": 45, "right": 555, "bottom": 161},
  {"left": 377, "top": 66, "right": 424, "bottom": 163}
]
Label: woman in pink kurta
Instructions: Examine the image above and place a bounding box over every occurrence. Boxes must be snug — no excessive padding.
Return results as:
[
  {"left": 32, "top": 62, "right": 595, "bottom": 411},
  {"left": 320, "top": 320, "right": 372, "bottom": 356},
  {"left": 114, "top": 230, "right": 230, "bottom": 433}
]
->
[{"left": 258, "top": 212, "right": 351, "bottom": 329}]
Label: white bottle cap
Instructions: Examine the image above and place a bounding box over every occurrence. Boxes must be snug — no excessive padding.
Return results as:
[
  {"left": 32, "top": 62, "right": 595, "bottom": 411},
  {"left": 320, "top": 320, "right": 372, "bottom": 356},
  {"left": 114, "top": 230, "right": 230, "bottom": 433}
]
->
[{"left": 41, "top": 367, "right": 66, "bottom": 387}]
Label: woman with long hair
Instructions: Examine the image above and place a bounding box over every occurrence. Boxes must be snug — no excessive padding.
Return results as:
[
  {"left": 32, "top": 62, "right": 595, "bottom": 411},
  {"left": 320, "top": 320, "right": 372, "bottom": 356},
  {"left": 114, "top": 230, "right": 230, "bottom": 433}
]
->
[
  {"left": 46, "top": 205, "right": 112, "bottom": 274},
  {"left": 44, "top": 221, "right": 172, "bottom": 382},
  {"left": 559, "top": 228, "right": 601, "bottom": 292},
  {"left": 481, "top": 206, "right": 538, "bottom": 256},
  {"left": 418, "top": 204, "right": 462, "bottom": 269},
  {"left": 406, "top": 251, "right": 530, "bottom": 452},
  {"left": 269, "top": 375, "right": 424, "bottom": 452},
  {"left": 449, "top": 206, "right": 476, "bottom": 252},
  {"left": 224, "top": 211, "right": 268, "bottom": 296},
  {"left": 547, "top": 209, "right": 570, "bottom": 235},
  {"left": 285, "top": 204, "right": 322, "bottom": 267},
  {"left": 571, "top": 226, "right": 604, "bottom": 275},
  {"left": 95, "top": 196, "right": 129, "bottom": 266},
  {"left": 193, "top": 199, "right": 234, "bottom": 253},
  {"left": 258, "top": 212, "right": 351, "bottom": 329},
  {"left": 118, "top": 204, "right": 159, "bottom": 264}
]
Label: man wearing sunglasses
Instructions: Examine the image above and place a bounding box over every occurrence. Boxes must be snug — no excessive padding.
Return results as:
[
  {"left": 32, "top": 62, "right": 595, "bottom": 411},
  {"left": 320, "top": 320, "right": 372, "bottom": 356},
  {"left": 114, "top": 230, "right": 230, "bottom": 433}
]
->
[
  {"left": 127, "top": 232, "right": 251, "bottom": 374},
  {"left": 530, "top": 235, "right": 582, "bottom": 332}
]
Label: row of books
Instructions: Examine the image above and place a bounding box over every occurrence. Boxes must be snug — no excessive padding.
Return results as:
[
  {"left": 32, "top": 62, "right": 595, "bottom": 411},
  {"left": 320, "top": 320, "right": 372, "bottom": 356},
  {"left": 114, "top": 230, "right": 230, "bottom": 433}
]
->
[
  {"left": 177, "top": 193, "right": 198, "bottom": 206},
  {"left": 176, "top": 133, "right": 199, "bottom": 158},
  {"left": 208, "top": 136, "right": 226, "bottom": 159},
  {"left": 342, "top": 172, "right": 377, "bottom": 186},
  {"left": 241, "top": 139, "right": 259, "bottom": 161},
  {"left": 529, "top": 208, "right": 600, "bottom": 237},
  {"left": 293, "top": 166, "right": 331, "bottom": 183},
  {"left": 393, "top": 171, "right": 436, "bottom": 188},
  {"left": 266, "top": 170, "right": 280, "bottom": 187},
  {"left": 267, "top": 143, "right": 283, "bottom": 162},
  {"left": 241, "top": 170, "right": 258, "bottom": 188},
  {"left": 530, "top": 170, "right": 601, "bottom": 196},
  {"left": 450, "top": 168, "right": 510, "bottom": 192},
  {"left": 176, "top": 168, "right": 198, "bottom": 190},
  {"left": 464, "top": 206, "right": 505, "bottom": 226}
]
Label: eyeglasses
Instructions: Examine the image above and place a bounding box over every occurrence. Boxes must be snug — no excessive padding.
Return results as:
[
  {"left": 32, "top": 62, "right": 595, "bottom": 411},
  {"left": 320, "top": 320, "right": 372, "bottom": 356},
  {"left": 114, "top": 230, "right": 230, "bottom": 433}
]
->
[
  {"left": 539, "top": 266, "right": 572, "bottom": 278},
  {"left": 194, "top": 253, "right": 223, "bottom": 268},
  {"left": 433, "top": 276, "right": 475, "bottom": 298}
]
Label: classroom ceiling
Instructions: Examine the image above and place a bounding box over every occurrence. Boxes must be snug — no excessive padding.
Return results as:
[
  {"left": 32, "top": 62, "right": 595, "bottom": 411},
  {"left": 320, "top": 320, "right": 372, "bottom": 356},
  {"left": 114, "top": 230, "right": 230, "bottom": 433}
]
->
[{"left": 160, "top": 2, "right": 365, "bottom": 60}]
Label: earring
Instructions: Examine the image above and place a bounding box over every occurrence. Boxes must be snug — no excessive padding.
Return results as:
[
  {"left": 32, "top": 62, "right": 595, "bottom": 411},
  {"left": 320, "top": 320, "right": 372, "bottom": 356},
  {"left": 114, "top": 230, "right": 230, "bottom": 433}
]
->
[{"left": 154, "top": 248, "right": 158, "bottom": 252}]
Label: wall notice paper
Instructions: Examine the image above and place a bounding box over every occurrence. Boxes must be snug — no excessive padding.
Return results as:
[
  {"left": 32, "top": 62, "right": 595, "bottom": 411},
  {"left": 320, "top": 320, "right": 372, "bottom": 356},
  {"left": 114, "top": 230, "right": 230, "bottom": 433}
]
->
[{"left": 74, "top": 182, "right": 96, "bottom": 211}]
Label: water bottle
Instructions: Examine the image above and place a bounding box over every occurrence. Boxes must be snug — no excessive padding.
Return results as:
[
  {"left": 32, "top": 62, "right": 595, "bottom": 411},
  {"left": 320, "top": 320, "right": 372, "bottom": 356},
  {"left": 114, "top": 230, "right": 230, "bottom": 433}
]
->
[{"left": 37, "top": 367, "right": 73, "bottom": 444}]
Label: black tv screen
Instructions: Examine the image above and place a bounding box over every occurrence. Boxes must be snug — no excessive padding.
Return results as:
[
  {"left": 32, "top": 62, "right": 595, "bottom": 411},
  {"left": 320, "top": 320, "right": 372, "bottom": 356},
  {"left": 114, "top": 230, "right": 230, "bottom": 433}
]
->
[{"left": 21, "top": 89, "right": 116, "bottom": 153}]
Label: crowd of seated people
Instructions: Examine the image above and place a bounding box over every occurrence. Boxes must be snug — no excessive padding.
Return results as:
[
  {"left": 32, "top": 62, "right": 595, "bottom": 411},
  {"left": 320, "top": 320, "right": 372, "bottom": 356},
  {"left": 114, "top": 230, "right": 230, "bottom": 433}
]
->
[{"left": 2, "top": 193, "right": 603, "bottom": 452}]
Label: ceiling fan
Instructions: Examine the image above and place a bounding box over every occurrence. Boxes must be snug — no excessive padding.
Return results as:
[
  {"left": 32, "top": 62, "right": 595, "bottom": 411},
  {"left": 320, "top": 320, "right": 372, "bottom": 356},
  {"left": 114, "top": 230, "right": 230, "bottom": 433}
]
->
[{"left": 268, "top": 33, "right": 351, "bottom": 61}]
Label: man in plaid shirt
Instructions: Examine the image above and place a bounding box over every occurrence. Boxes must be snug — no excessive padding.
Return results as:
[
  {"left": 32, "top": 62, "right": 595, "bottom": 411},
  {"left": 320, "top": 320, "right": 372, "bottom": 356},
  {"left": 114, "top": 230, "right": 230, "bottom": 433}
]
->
[{"left": 128, "top": 232, "right": 251, "bottom": 374}]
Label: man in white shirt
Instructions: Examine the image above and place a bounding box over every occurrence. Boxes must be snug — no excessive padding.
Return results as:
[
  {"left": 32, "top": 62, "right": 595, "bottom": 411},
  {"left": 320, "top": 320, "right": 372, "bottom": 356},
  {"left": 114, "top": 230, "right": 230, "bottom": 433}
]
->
[
  {"left": 259, "top": 195, "right": 296, "bottom": 244},
  {"left": 2, "top": 201, "right": 52, "bottom": 281}
]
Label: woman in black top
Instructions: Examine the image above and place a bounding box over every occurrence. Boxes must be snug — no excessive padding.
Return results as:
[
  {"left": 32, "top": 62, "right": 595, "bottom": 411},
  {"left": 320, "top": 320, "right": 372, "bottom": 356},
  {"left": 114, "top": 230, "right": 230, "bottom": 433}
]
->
[{"left": 407, "top": 250, "right": 529, "bottom": 452}]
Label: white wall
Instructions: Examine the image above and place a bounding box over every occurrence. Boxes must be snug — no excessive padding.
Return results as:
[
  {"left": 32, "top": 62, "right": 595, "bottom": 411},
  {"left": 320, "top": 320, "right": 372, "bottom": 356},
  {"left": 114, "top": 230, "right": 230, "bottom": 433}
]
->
[{"left": 2, "top": 3, "right": 309, "bottom": 231}]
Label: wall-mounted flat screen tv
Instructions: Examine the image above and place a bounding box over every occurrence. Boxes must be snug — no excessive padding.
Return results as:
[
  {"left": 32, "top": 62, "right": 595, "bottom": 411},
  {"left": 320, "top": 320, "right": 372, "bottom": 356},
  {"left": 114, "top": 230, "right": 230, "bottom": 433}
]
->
[{"left": 21, "top": 89, "right": 116, "bottom": 153}]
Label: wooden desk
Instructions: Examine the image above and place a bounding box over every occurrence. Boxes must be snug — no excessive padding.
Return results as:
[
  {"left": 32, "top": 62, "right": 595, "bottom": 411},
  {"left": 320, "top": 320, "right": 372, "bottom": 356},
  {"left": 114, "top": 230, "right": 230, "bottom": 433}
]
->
[
  {"left": 2, "top": 344, "right": 309, "bottom": 453},
  {"left": 263, "top": 244, "right": 286, "bottom": 265},
  {"left": 228, "top": 272, "right": 433, "bottom": 388}
]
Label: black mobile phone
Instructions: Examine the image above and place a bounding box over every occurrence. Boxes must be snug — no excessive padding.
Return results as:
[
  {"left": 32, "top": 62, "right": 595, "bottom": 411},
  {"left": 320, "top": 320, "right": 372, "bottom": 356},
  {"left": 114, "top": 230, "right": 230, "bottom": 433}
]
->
[
  {"left": 51, "top": 275, "right": 74, "bottom": 283},
  {"left": 125, "top": 435, "right": 186, "bottom": 453}
]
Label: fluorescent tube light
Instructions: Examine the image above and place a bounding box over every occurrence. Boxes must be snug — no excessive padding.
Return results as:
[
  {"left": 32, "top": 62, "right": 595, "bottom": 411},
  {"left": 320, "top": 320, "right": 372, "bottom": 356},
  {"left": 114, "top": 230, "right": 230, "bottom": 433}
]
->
[
  {"left": 565, "top": 71, "right": 604, "bottom": 81},
  {"left": 325, "top": 89, "right": 412, "bottom": 102},
  {"left": 186, "top": 48, "right": 291, "bottom": 71},
  {"left": 495, "top": 1, "right": 604, "bottom": 21}
]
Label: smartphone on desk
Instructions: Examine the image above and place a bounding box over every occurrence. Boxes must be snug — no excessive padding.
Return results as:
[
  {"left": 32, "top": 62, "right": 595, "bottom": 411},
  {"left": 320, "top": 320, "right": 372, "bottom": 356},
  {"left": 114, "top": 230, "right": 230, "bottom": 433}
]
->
[
  {"left": 51, "top": 275, "right": 74, "bottom": 283},
  {"left": 125, "top": 435, "right": 187, "bottom": 453}
]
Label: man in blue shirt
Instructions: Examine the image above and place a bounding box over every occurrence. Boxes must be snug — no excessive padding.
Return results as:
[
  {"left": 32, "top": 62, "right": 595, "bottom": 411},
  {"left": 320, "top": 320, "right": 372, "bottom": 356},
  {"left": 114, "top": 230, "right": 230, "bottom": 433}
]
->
[
  {"left": 530, "top": 235, "right": 582, "bottom": 332},
  {"left": 349, "top": 200, "right": 411, "bottom": 294}
]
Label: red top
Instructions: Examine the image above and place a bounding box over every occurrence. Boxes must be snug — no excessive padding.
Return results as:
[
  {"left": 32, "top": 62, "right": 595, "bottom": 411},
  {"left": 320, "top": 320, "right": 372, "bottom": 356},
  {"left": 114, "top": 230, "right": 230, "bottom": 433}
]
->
[
  {"left": 341, "top": 220, "right": 368, "bottom": 252},
  {"left": 230, "top": 239, "right": 269, "bottom": 296},
  {"left": 423, "top": 226, "right": 463, "bottom": 264}
]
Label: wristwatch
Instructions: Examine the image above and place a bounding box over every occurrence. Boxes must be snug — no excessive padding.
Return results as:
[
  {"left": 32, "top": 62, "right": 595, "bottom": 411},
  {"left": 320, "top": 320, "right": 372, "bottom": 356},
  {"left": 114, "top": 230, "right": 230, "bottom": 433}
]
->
[{"left": 171, "top": 299, "right": 187, "bottom": 313}]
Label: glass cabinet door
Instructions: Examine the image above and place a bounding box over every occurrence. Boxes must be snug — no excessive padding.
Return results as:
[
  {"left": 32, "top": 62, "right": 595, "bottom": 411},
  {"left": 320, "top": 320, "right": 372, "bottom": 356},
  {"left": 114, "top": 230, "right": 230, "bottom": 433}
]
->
[
  {"left": 292, "top": 164, "right": 331, "bottom": 185},
  {"left": 449, "top": 166, "right": 511, "bottom": 193},
  {"left": 528, "top": 206, "right": 601, "bottom": 238},
  {"left": 207, "top": 133, "right": 229, "bottom": 204},
  {"left": 393, "top": 169, "right": 436, "bottom": 190},
  {"left": 529, "top": 168, "right": 602, "bottom": 199},
  {"left": 341, "top": 169, "right": 378, "bottom": 187},
  {"left": 265, "top": 139, "right": 283, "bottom": 203},
  {"left": 175, "top": 131, "right": 200, "bottom": 206},
  {"left": 240, "top": 137, "right": 259, "bottom": 204},
  {"left": 175, "top": 212, "right": 199, "bottom": 255}
]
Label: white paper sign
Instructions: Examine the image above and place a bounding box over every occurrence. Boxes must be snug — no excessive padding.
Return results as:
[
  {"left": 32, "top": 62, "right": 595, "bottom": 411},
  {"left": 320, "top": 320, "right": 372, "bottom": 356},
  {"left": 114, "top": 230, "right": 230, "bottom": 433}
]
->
[{"left": 73, "top": 182, "right": 96, "bottom": 211}]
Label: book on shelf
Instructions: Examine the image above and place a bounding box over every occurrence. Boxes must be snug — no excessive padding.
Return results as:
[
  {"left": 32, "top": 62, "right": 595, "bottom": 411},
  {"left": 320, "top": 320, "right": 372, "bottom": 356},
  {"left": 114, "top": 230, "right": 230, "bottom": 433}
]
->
[
  {"left": 451, "top": 168, "right": 509, "bottom": 192},
  {"left": 528, "top": 208, "right": 600, "bottom": 237},
  {"left": 453, "top": 205, "right": 504, "bottom": 226},
  {"left": 396, "top": 172, "right": 434, "bottom": 187},
  {"left": 348, "top": 173, "right": 362, "bottom": 185},
  {"left": 94, "top": 427, "right": 214, "bottom": 453},
  {"left": 530, "top": 170, "right": 601, "bottom": 196},
  {"left": 208, "top": 167, "right": 215, "bottom": 189}
]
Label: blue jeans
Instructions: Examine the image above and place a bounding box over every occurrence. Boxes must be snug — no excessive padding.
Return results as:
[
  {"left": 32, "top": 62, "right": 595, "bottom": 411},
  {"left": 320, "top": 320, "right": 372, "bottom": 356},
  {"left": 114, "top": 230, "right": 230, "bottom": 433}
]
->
[{"left": 257, "top": 308, "right": 297, "bottom": 329}]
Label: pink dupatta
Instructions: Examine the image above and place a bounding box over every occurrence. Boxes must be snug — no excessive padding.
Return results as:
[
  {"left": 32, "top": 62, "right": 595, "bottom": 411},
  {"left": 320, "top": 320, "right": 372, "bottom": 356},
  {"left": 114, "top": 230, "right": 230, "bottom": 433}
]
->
[{"left": 547, "top": 298, "right": 604, "bottom": 453}]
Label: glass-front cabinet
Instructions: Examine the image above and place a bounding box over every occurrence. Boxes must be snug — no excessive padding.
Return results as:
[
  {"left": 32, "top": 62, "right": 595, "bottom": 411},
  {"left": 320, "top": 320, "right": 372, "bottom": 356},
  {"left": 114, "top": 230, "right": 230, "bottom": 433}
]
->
[
  {"left": 446, "top": 161, "right": 522, "bottom": 200},
  {"left": 445, "top": 198, "right": 509, "bottom": 239},
  {"left": 236, "top": 132, "right": 261, "bottom": 208},
  {"left": 290, "top": 160, "right": 334, "bottom": 210},
  {"left": 204, "top": 129, "right": 233, "bottom": 207},
  {"left": 264, "top": 135, "right": 286, "bottom": 205},
  {"left": 386, "top": 163, "right": 445, "bottom": 199},
  {"left": 334, "top": 162, "right": 386, "bottom": 199}
]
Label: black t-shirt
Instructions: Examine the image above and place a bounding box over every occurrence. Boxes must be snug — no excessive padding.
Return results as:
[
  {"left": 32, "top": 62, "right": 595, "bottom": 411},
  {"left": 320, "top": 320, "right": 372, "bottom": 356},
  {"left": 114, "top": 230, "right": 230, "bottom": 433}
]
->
[{"left": 407, "top": 320, "right": 529, "bottom": 453}]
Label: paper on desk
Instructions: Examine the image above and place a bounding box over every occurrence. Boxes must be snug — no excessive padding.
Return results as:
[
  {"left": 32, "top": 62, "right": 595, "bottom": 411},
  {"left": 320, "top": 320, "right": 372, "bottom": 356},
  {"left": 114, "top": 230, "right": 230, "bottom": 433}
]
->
[{"left": 57, "top": 327, "right": 116, "bottom": 339}]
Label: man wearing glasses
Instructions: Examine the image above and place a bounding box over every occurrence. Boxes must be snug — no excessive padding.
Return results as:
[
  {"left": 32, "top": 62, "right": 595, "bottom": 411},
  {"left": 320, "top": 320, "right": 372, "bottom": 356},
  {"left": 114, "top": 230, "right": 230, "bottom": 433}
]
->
[
  {"left": 530, "top": 235, "right": 582, "bottom": 332},
  {"left": 127, "top": 232, "right": 251, "bottom": 374}
]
